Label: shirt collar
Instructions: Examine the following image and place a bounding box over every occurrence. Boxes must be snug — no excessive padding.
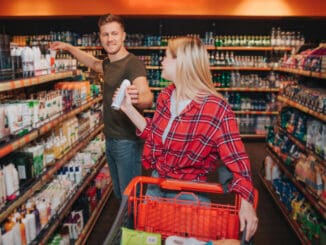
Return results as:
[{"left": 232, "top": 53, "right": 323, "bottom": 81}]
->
[{"left": 162, "top": 84, "right": 205, "bottom": 112}]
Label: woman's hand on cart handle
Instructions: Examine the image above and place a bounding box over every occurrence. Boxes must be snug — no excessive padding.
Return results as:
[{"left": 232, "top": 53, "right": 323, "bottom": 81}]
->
[{"left": 239, "top": 198, "right": 258, "bottom": 241}]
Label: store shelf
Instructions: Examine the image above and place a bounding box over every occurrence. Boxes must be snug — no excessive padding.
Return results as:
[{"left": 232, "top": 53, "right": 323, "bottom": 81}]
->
[
  {"left": 211, "top": 67, "right": 272, "bottom": 71},
  {"left": 233, "top": 111, "right": 278, "bottom": 115},
  {"left": 144, "top": 109, "right": 277, "bottom": 116},
  {"left": 127, "top": 46, "right": 166, "bottom": 50},
  {"left": 278, "top": 95, "right": 326, "bottom": 122},
  {"left": 146, "top": 66, "right": 273, "bottom": 71},
  {"left": 150, "top": 87, "right": 280, "bottom": 93},
  {"left": 311, "top": 71, "right": 326, "bottom": 79},
  {"left": 266, "top": 147, "right": 326, "bottom": 218},
  {"left": 0, "top": 96, "right": 103, "bottom": 159},
  {"left": 150, "top": 87, "right": 164, "bottom": 91},
  {"left": 42, "top": 124, "right": 104, "bottom": 182},
  {"left": 258, "top": 170, "right": 312, "bottom": 245},
  {"left": 0, "top": 70, "right": 80, "bottom": 92},
  {"left": 75, "top": 182, "right": 113, "bottom": 245},
  {"left": 273, "top": 47, "right": 294, "bottom": 51},
  {"left": 127, "top": 46, "right": 293, "bottom": 51},
  {"left": 277, "top": 67, "right": 326, "bottom": 79},
  {"left": 277, "top": 126, "right": 326, "bottom": 167},
  {"left": 143, "top": 109, "right": 155, "bottom": 113},
  {"left": 216, "top": 87, "right": 280, "bottom": 92},
  {"left": 37, "top": 155, "right": 108, "bottom": 245},
  {"left": 78, "top": 46, "right": 103, "bottom": 50},
  {"left": 214, "top": 46, "right": 274, "bottom": 51},
  {"left": 276, "top": 67, "right": 311, "bottom": 76},
  {"left": 146, "top": 66, "right": 161, "bottom": 69},
  {"left": 240, "top": 134, "right": 266, "bottom": 138},
  {"left": 0, "top": 123, "right": 104, "bottom": 223}
]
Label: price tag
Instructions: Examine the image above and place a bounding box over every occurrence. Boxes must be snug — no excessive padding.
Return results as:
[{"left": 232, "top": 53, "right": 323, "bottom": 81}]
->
[{"left": 146, "top": 236, "right": 158, "bottom": 244}]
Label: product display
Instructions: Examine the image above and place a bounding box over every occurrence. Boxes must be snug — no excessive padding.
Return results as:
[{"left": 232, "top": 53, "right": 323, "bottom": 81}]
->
[
  {"left": 261, "top": 43, "right": 325, "bottom": 244},
  {"left": 1, "top": 7, "right": 326, "bottom": 245},
  {"left": 0, "top": 36, "right": 108, "bottom": 244},
  {"left": 124, "top": 32, "right": 295, "bottom": 138}
]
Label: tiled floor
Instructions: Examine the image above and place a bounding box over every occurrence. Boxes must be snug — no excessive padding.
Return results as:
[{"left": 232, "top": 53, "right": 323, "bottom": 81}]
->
[{"left": 86, "top": 141, "right": 300, "bottom": 245}]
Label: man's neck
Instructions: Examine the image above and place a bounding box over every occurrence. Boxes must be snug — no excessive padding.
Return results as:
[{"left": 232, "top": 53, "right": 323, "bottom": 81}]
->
[{"left": 108, "top": 47, "right": 129, "bottom": 62}]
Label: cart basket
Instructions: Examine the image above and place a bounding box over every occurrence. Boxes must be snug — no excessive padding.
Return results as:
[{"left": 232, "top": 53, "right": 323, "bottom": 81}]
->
[{"left": 104, "top": 176, "right": 258, "bottom": 245}]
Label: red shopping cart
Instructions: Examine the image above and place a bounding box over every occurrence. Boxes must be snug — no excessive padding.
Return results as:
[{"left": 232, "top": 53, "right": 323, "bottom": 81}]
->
[{"left": 104, "top": 176, "right": 258, "bottom": 244}]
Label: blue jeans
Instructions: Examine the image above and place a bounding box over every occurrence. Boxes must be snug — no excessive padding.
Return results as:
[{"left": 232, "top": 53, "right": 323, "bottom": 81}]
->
[
  {"left": 146, "top": 170, "right": 210, "bottom": 203},
  {"left": 106, "top": 138, "right": 142, "bottom": 200}
]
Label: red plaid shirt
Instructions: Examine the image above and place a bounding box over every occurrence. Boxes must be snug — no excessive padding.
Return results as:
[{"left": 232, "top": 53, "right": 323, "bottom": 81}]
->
[{"left": 137, "top": 85, "right": 254, "bottom": 203}]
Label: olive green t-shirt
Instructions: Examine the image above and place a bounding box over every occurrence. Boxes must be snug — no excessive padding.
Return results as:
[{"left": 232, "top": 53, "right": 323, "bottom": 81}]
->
[{"left": 102, "top": 53, "right": 147, "bottom": 140}]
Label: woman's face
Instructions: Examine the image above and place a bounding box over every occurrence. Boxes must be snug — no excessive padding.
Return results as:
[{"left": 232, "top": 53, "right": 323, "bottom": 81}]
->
[{"left": 161, "top": 49, "right": 176, "bottom": 82}]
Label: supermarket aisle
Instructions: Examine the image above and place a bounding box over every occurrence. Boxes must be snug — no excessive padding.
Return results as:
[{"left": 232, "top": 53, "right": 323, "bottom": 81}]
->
[{"left": 86, "top": 141, "right": 300, "bottom": 245}]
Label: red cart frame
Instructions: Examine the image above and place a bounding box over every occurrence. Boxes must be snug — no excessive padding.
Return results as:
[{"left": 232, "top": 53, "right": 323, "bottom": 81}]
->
[{"left": 104, "top": 176, "right": 258, "bottom": 244}]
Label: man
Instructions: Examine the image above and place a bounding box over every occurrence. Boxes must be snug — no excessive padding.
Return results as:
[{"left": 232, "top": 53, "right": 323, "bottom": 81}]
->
[{"left": 51, "top": 14, "right": 153, "bottom": 200}]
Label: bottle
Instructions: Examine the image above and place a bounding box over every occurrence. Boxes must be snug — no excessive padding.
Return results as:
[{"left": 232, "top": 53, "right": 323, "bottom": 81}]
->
[
  {"left": 4, "top": 215, "right": 15, "bottom": 232},
  {"left": 37, "top": 199, "right": 48, "bottom": 228},
  {"left": 17, "top": 217, "right": 27, "bottom": 245},
  {"left": 32, "top": 203, "right": 41, "bottom": 234}
]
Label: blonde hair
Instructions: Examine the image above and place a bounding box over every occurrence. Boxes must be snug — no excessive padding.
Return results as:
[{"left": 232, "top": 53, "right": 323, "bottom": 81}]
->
[{"left": 168, "top": 36, "right": 222, "bottom": 104}]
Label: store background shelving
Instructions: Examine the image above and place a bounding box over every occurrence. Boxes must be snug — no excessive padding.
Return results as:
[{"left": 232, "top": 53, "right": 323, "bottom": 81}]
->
[
  {"left": 125, "top": 43, "right": 289, "bottom": 138},
  {"left": 0, "top": 66, "right": 109, "bottom": 244},
  {"left": 1, "top": 13, "right": 326, "bottom": 244},
  {"left": 260, "top": 51, "right": 326, "bottom": 244},
  {"left": 36, "top": 155, "right": 109, "bottom": 245},
  {"left": 0, "top": 96, "right": 103, "bottom": 159}
]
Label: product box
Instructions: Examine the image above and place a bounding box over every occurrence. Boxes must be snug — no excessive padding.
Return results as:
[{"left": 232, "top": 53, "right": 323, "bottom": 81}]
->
[{"left": 121, "top": 227, "right": 161, "bottom": 245}]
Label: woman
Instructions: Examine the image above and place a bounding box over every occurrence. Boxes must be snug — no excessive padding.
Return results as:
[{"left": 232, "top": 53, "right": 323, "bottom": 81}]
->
[{"left": 119, "top": 36, "right": 258, "bottom": 241}]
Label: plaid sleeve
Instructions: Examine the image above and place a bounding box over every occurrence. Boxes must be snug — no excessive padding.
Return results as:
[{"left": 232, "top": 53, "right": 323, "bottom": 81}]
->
[
  {"left": 136, "top": 117, "right": 152, "bottom": 139},
  {"left": 216, "top": 111, "right": 255, "bottom": 204}
]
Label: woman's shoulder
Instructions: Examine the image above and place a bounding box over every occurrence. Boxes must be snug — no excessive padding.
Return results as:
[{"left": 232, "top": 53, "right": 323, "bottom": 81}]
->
[
  {"left": 205, "top": 94, "right": 229, "bottom": 107},
  {"left": 201, "top": 94, "right": 234, "bottom": 116}
]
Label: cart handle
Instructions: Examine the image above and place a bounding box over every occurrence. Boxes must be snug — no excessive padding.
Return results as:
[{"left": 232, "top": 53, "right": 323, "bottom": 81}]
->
[
  {"left": 124, "top": 176, "right": 224, "bottom": 194},
  {"left": 124, "top": 176, "right": 258, "bottom": 209}
]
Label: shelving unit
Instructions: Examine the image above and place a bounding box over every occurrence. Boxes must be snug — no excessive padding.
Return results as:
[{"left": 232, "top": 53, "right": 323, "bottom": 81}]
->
[
  {"left": 150, "top": 87, "right": 280, "bottom": 93},
  {"left": 216, "top": 88, "right": 280, "bottom": 92},
  {"left": 0, "top": 70, "right": 80, "bottom": 92},
  {"left": 262, "top": 62, "right": 326, "bottom": 243},
  {"left": 37, "top": 155, "right": 109, "bottom": 245},
  {"left": 126, "top": 46, "right": 293, "bottom": 51},
  {"left": 0, "top": 123, "right": 104, "bottom": 224},
  {"left": 266, "top": 146, "right": 326, "bottom": 218},
  {"left": 210, "top": 66, "right": 272, "bottom": 71},
  {"left": 0, "top": 69, "right": 110, "bottom": 244},
  {"left": 144, "top": 109, "right": 277, "bottom": 115},
  {"left": 277, "top": 67, "right": 326, "bottom": 79},
  {"left": 258, "top": 170, "right": 312, "bottom": 245},
  {"left": 75, "top": 181, "right": 112, "bottom": 245},
  {"left": 0, "top": 96, "right": 103, "bottom": 158},
  {"left": 278, "top": 95, "right": 326, "bottom": 122},
  {"left": 137, "top": 44, "right": 287, "bottom": 139},
  {"left": 277, "top": 126, "right": 326, "bottom": 167}
]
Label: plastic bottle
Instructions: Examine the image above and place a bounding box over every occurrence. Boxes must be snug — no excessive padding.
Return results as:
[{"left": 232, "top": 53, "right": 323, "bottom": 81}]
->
[
  {"left": 264, "top": 155, "right": 273, "bottom": 181},
  {"left": 32, "top": 203, "right": 41, "bottom": 234},
  {"left": 17, "top": 217, "right": 27, "bottom": 245},
  {"left": 165, "top": 236, "right": 206, "bottom": 245}
]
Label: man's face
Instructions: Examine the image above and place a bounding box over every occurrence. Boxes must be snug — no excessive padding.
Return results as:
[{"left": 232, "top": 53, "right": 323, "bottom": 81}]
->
[{"left": 99, "top": 21, "right": 126, "bottom": 55}]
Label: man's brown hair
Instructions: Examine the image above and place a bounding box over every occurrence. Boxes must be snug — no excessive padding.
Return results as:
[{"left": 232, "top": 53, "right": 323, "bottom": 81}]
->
[{"left": 98, "top": 13, "right": 125, "bottom": 31}]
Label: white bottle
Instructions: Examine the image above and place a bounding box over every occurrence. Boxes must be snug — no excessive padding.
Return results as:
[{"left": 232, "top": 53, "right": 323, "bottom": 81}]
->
[
  {"left": 37, "top": 200, "right": 48, "bottom": 228},
  {"left": 22, "top": 215, "right": 31, "bottom": 244},
  {"left": 25, "top": 211, "right": 36, "bottom": 241},
  {"left": 271, "top": 163, "right": 281, "bottom": 180},
  {"left": 12, "top": 222, "right": 22, "bottom": 245},
  {"left": 111, "top": 79, "right": 131, "bottom": 110},
  {"left": 165, "top": 236, "right": 206, "bottom": 245},
  {"left": 264, "top": 155, "right": 273, "bottom": 181}
]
